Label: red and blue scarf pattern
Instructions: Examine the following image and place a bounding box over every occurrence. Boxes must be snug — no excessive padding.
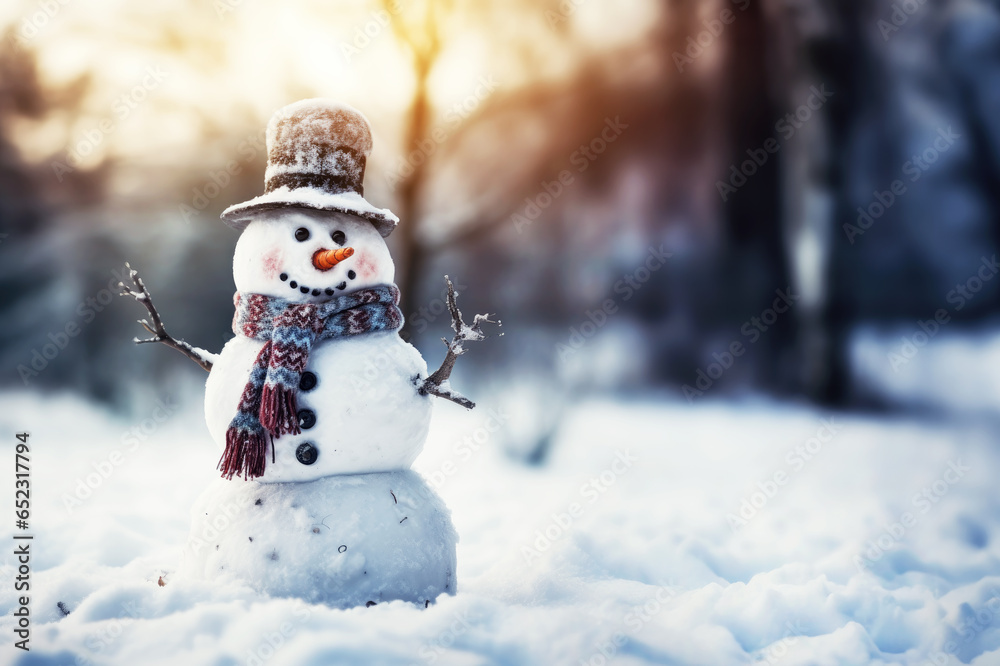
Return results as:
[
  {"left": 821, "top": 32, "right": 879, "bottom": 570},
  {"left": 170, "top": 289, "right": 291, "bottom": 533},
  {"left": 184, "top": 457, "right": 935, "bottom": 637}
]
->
[{"left": 219, "top": 285, "right": 403, "bottom": 480}]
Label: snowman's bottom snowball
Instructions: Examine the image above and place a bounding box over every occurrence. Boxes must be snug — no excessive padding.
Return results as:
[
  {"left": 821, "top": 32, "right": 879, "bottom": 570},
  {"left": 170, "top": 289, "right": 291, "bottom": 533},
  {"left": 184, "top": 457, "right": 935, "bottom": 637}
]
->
[{"left": 179, "top": 470, "right": 457, "bottom": 608}]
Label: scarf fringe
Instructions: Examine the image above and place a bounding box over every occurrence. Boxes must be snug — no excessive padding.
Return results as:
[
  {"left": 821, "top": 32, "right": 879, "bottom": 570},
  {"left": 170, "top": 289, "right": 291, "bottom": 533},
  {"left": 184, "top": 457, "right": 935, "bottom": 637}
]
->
[
  {"left": 220, "top": 286, "right": 403, "bottom": 481},
  {"left": 219, "top": 428, "right": 267, "bottom": 480},
  {"left": 260, "top": 384, "right": 301, "bottom": 436}
]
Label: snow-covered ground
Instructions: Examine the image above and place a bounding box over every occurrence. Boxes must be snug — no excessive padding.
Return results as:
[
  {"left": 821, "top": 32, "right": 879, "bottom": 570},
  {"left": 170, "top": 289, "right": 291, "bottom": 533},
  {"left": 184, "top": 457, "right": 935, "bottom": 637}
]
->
[{"left": 1, "top": 385, "right": 999, "bottom": 665}]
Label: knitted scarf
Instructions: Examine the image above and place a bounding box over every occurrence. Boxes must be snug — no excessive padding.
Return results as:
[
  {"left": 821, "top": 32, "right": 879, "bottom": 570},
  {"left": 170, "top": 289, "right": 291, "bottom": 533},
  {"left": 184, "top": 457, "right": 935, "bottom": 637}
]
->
[{"left": 220, "top": 284, "right": 403, "bottom": 480}]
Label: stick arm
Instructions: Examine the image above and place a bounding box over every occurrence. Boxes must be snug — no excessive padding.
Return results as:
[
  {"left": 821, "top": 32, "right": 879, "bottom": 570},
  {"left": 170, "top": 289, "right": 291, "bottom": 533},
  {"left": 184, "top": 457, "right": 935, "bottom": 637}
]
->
[
  {"left": 415, "top": 275, "right": 499, "bottom": 409},
  {"left": 118, "top": 262, "right": 217, "bottom": 372}
]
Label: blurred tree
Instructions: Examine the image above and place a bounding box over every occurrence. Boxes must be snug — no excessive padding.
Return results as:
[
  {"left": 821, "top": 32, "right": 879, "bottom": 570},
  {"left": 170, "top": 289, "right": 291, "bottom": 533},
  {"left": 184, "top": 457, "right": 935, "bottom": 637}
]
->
[
  {"left": 801, "top": 0, "right": 1000, "bottom": 407},
  {"left": 0, "top": 32, "right": 114, "bottom": 397},
  {"left": 379, "top": 0, "right": 446, "bottom": 331}
]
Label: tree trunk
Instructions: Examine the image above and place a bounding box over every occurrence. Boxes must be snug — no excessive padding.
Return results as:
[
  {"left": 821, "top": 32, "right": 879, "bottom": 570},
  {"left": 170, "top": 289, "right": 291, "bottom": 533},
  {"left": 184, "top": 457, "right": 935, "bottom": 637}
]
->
[{"left": 395, "top": 62, "right": 433, "bottom": 338}]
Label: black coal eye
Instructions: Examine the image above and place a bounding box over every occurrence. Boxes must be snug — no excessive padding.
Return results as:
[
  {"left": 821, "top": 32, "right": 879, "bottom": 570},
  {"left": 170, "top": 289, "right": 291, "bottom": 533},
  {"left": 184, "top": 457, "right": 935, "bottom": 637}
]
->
[
  {"left": 331, "top": 230, "right": 346, "bottom": 245},
  {"left": 294, "top": 227, "right": 310, "bottom": 242}
]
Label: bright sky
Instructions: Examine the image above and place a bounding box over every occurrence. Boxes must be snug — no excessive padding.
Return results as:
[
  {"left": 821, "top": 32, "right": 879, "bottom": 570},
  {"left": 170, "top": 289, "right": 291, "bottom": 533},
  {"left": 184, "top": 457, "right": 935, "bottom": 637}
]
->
[{"left": 2, "top": 0, "right": 658, "bottom": 175}]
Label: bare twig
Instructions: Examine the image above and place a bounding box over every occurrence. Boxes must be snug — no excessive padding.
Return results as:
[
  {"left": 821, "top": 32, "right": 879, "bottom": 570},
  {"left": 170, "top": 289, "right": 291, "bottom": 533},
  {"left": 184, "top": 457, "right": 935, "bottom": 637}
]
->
[
  {"left": 118, "top": 262, "right": 216, "bottom": 372},
  {"left": 416, "top": 275, "right": 498, "bottom": 409}
]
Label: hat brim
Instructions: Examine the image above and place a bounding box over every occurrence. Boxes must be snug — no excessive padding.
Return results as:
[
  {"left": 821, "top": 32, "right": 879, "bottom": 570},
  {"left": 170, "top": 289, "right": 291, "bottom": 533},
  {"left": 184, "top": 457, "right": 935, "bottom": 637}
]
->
[{"left": 220, "top": 187, "right": 399, "bottom": 237}]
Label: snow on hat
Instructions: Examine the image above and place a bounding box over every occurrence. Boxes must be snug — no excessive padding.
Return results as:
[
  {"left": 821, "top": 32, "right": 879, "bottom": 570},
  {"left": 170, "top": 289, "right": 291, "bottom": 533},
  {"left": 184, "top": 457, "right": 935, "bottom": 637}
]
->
[{"left": 221, "top": 99, "right": 398, "bottom": 237}]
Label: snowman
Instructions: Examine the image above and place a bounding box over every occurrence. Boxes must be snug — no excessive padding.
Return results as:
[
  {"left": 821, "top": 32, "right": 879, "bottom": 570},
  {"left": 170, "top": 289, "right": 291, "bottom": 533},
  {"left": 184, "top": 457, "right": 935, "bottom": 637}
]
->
[{"left": 120, "top": 99, "right": 493, "bottom": 608}]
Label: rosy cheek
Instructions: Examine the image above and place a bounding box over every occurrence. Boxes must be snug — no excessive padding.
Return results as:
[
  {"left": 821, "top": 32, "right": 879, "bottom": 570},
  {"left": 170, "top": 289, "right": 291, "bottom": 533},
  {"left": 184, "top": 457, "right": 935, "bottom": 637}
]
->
[
  {"left": 354, "top": 251, "right": 379, "bottom": 281},
  {"left": 261, "top": 249, "right": 283, "bottom": 280}
]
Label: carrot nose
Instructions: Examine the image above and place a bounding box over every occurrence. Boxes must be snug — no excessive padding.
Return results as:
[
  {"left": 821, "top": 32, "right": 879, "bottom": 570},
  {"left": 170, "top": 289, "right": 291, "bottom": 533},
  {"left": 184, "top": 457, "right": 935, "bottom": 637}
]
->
[{"left": 312, "top": 247, "right": 354, "bottom": 271}]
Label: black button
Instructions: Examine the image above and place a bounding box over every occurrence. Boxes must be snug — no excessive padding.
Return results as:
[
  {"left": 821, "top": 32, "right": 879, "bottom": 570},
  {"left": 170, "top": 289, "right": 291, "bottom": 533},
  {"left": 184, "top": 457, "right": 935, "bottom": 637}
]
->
[
  {"left": 296, "top": 443, "right": 318, "bottom": 465},
  {"left": 297, "top": 409, "right": 316, "bottom": 429},
  {"left": 299, "top": 372, "right": 317, "bottom": 391}
]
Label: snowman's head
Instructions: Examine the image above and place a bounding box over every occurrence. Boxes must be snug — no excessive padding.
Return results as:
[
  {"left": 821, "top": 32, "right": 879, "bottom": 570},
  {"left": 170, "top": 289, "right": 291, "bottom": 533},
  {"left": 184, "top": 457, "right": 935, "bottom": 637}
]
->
[{"left": 232, "top": 208, "right": 394, "bottom": 300}]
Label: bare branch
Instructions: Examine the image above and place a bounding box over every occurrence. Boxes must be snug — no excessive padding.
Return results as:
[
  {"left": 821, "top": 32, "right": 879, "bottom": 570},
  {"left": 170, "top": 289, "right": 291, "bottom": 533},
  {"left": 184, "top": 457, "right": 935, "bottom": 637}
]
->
[
  {"left": 417, "top": 275, "right": 498, "bottom": 409},
  {"left": 419, "top": 380, "right": 475, "bottom": 410},
  {"left": 118, "top": 262, "right": 216, "bottom": 372},
  {"left": 380, "top": 0, "right": 444, "bottom": 71}
]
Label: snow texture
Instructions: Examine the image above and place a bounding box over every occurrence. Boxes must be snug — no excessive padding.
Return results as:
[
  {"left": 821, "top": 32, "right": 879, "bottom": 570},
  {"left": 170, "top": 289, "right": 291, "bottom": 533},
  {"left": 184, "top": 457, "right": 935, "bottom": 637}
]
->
[
  {"left": 222, "top": 190, "right": 399, "bottom": 236},
  {"left": 2, "top": 382, "right": 999, "bottom": 665},
  {"left": 188, "top": 346, "right": 219, "bottom": 368},
  {"left": 180, "top": 470, "right": 456, "bottom": 608},
  {"left": 851, "top": 323, "right": 1000, "bottom": 415}
]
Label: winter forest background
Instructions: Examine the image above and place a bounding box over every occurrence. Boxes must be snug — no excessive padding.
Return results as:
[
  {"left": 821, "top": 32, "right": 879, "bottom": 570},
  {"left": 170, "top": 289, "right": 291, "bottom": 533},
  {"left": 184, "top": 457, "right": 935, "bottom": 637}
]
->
[
  {"left": 5, "top": 0, "right": 1000, "bottom": 418},
  {"left": 2, "top": 0, "right": 1000, "bottom": 664}
]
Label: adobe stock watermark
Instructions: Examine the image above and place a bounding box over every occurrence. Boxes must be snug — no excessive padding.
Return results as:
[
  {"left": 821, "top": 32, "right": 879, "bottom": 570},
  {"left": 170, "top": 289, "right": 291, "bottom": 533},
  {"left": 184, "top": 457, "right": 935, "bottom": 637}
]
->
[
  {"left": 853, "top": 459, "right": 970, "bottom": 572},
  {"left": 943, "top": 588, "right": 1000, "bottom": 661},
  {"left": 843, "top": 126, "right": 960, "bottom": 244},
  {"left": 348, "top": 281, "right": 470, "bottom": 394},
  {"left": 579, "top": 584, "right": 677, "bottom": 666},
  {"left": 672, "top": 0, "right": 752, "bottom": 73},
  {"left": 512, "top": 116, "right": 629, "bottom": 234},
  {"left": 887, "top": 254, "right": 999, "bottom": 372},
  {"left": 412, "top": 608, "right": 481, "bottom": 664},
  {"left": 50, "top": 66, "right": 169, "bottom": 182},
  {"left": 913, "top": 588, "right": 1000, "bottom": 665},
  {"left": 62, "top": 397, "right": 178, "bottom": 513},
  {"left": 754, "top": 620, "right": 806, "bottom": 665},
  {"left": 338, "top": 0, "right": 403, "bottom": 62},
  {"left": 683, "top": 287, "right": 799, "bottom": 402},
  {"left": 245, "top": 605, "right": 313, "bottom": 666},
  {"left": 521, "top": 449, "right": 638, "bottom": 566},
  {"left": 8, "top": 0, "right": 74, "bottom": 50},
  {"left": 179, "top": 131, "right": 266, "bottom": 223},
  {"left": 186, "top": 499, "right": 245, "bottom": 556},
  {"left": 17, "top": 266, "right": 134, "bottom": 385},
  {"left": 385, "top": 77, "right": 500, "bottom": 192},
  {"left": 214, "top": 0, "right": 247, "bottom": 20},
  {"left": 417, "top": 408, "right": 510, "bottom": 497},
  {"left": 877, "top": 0, "right": 928, "bottom": 41},
  {"left": 717, "top": 85, "right": 833, "bottom": 202},
  {"left": 556, "top": 243, "right": 672, "bottom": 361},
  {"left": 544, "top": 0, "right": 590, "bottom": 28},
  {"left": 727, "top": 418, "right": 842, "bottom": 532},
  {"left": 403, "top": 280, "right": 469, "bottom": 338},
  {"left": 72, "top": 600, "right": 145, "bottom": 666}
]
